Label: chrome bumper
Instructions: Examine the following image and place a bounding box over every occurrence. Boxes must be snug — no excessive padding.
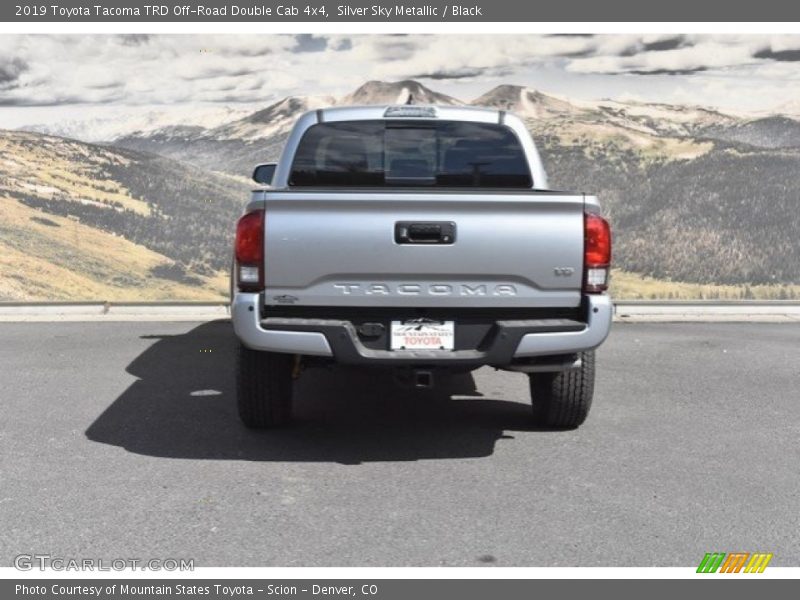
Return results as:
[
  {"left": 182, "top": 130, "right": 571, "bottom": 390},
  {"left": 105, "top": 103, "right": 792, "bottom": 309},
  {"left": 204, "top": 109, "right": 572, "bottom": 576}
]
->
[
  {"left": 232, "top": 293, "right": 612, "bottom": 359},
  {"left": 513, "top": 294, "right": 612, "bottom": 357},
  {"left": 232, "top": 293, "right": 333, "bottom": 356}
]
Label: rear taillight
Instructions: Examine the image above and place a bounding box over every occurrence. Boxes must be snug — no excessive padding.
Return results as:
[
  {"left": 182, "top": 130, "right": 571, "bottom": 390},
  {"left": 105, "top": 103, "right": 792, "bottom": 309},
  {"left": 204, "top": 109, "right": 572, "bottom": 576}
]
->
[
  {"left": 235, "top": 209, "right": 264, "bottom": 292},
  {"left": 584, "top": 212, "right": 611, "bottom": 293}
]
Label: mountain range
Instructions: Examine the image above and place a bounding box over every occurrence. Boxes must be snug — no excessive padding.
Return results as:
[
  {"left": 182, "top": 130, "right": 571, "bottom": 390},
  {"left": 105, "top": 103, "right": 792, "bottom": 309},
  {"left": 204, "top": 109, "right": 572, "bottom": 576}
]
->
[
  {"left": 3, "top": 79, "right": 800, "bottom": 300},
  {"left": 110, "top": 80, "right": 800, "bottom": 173}
]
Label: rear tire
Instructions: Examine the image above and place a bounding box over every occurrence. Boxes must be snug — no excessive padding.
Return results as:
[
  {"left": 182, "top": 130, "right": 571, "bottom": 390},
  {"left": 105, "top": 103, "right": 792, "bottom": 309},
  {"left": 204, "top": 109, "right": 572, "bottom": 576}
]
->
[
  {"left": 236, "top": 344, "right": 294, "bottom": 428},
  {"left": 529, "top": 351, "right": 595, "bottom": 429}
]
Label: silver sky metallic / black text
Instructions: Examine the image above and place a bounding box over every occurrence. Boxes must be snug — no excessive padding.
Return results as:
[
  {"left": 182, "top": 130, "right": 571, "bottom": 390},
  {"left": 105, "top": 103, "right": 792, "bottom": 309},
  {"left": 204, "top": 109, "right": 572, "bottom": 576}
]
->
[{"left": 336, "top": 5, "right": 429, "bottom": 18}]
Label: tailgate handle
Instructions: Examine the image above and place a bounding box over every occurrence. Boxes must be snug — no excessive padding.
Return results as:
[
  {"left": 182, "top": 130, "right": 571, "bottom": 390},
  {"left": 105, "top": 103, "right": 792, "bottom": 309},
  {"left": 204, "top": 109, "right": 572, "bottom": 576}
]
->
[{"left": 395, "top": 221, "right": 456, "bottom": 245}]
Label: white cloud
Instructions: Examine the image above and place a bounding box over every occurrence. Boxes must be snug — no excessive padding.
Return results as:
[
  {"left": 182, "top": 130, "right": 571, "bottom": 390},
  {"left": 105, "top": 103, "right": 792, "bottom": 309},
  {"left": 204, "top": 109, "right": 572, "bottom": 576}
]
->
[
  {"left": 566, "top": 39, "right": 758, "bottom": 74},
  {"left": 1, "top": 34, "right": 799, "bottom": 113}
]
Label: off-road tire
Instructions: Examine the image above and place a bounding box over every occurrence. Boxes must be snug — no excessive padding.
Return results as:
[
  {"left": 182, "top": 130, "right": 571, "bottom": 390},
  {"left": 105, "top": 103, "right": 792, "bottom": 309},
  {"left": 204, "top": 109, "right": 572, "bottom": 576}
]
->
[
  {"left": 236, "top": 345, "right": 294, "bottom": 428},
  {"left": 529, "top": 351, "right": 595, "bottom": 429}
]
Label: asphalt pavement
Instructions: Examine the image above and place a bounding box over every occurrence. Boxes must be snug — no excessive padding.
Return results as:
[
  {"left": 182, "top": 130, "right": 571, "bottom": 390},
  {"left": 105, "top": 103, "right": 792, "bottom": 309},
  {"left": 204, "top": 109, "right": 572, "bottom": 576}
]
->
[{"left": 1, "top": 320, "right": 798, "bottom": 567}]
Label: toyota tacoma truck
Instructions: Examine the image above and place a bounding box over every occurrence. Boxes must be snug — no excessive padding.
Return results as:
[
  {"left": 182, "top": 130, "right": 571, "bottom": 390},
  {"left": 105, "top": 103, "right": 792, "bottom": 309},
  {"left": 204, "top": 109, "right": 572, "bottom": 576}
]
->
[{"left": 231, "top": 105, "right": 612, "bottom": 429}]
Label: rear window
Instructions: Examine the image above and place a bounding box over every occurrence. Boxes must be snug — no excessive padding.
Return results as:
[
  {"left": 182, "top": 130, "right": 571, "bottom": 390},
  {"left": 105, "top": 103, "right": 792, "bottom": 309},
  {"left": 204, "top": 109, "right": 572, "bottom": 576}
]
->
[{"left": 288, "top": 120, "right": 532, "bottom": 188}]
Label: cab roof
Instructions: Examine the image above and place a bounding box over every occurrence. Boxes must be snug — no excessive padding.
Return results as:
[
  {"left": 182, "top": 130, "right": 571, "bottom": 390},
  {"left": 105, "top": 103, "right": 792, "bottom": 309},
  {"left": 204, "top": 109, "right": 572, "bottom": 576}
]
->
[{"left": 316, "top": 104, "right": 508, "bottom": 125}]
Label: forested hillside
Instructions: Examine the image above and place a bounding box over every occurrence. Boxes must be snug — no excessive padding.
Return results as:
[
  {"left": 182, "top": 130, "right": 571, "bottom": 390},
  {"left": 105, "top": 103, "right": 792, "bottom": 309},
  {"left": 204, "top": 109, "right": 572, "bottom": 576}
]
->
[{"left": 0, "top": 130, "right": 249, "bottom": 300}]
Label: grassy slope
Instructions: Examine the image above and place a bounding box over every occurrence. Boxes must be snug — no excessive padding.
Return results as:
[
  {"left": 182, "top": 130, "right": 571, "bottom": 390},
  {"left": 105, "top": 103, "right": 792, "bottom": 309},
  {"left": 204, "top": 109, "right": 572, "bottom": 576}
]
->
[
  {"left": 1, "top": 132, "right": 151, "bottom": 215},
  {"left": 0, "top": 196, "right": 228, "bottom": 301},
  {"left": 0, "top": 129, "right": 234, "bottom": 301},
  {"left": 610, "top": 270, "right": 800, "bottom": 300}
]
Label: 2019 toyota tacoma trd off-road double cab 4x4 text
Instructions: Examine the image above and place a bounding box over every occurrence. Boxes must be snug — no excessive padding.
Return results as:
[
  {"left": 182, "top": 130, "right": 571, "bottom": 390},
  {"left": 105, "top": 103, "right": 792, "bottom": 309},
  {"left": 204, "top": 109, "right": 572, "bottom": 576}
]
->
[{"left": 231, "top": 104, "right": 612, "bottom": 429}]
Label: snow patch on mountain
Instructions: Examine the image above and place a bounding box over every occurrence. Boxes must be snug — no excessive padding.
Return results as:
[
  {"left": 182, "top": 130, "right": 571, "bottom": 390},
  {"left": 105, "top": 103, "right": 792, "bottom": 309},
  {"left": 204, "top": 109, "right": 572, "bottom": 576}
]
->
[{"left": 19, "top": 104, "right": 258, "bottom": 143}]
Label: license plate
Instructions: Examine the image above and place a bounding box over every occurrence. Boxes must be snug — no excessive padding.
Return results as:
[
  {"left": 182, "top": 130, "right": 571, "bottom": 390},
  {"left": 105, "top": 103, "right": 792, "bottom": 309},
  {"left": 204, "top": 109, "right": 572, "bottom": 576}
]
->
[{"left": 390, "top": 320, "right": 455, "bottom": 351}]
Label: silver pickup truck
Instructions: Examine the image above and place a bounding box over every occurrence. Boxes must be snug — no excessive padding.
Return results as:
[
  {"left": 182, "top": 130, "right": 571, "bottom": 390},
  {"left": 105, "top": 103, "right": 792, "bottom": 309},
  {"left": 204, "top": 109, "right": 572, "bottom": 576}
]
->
[{"left": 231, "top": 104, "right": 612, "bottom": 429}]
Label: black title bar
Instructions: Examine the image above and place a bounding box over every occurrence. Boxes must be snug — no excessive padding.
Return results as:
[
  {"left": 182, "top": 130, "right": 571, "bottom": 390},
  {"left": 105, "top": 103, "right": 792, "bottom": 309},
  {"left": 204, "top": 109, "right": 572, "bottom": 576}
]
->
[{"left": 5, "top": 0, "right": 800, "bottom": 22}]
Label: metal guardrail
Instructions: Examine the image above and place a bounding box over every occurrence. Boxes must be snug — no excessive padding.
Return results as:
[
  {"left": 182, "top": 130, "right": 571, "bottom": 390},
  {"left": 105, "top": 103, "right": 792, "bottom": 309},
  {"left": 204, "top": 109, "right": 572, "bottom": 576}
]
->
[
  {"left": 613, "top": 300, "right": 800, "bottom": 306},
  {"left": 0, "top": 301, "right": 230, "bottom": 307},
  {"left": 1, "top": 300, "right": 798, "bottom": 307},
  {"left": 0, "top": 301, "right": 799, "bottom": 322},
  {"left": 0, "top": 302, "right": 230, "bottom": 321}
]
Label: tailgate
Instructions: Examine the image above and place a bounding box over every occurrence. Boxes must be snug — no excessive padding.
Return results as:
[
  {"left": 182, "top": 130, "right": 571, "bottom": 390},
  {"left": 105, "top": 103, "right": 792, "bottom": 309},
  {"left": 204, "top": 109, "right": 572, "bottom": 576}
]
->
[{"left": 261, "top": 191, "right": 585, "bottom": 308}]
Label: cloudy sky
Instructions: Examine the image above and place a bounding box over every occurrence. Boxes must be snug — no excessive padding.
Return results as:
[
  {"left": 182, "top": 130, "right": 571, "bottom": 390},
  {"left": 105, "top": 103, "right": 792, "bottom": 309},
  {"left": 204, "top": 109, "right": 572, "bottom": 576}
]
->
[{"left": 2, "top": 33, "right": 800, "bottom": 130}]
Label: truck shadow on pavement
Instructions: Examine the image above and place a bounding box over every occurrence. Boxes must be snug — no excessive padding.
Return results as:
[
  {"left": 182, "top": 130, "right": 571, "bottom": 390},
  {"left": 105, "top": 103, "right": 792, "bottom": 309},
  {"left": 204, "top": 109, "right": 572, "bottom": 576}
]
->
[{"left": 86, "top": 320, "right": 543, "bottom": 464}]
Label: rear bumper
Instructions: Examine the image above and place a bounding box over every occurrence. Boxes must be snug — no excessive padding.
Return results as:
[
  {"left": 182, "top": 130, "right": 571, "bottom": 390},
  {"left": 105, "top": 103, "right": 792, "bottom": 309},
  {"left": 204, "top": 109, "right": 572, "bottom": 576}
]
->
[
  {"left": 231, "top": 293, "right": 612, "bottom": 366},
  {"left": 232, "top": 293, "right": 333, "bottom": 356},
  {"left": 514, "top": 294, "right": 612, "bottom": 357}
]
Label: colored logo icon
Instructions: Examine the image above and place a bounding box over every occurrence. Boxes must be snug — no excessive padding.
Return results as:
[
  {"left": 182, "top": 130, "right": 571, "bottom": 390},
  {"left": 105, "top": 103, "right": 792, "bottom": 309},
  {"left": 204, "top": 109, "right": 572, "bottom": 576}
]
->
[{"left": 697, "top": 552, "right": 773, "bottom": 573}]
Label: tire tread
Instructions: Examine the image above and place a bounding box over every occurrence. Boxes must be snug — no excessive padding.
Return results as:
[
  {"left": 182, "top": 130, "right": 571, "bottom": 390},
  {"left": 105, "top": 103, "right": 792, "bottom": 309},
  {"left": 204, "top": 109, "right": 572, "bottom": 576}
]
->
[
  {"left": 530, "top": 351, "right": 595, "bottom": 429},
  {"left": 236, "top": 345, "right": 293, "bottom": 428}
]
